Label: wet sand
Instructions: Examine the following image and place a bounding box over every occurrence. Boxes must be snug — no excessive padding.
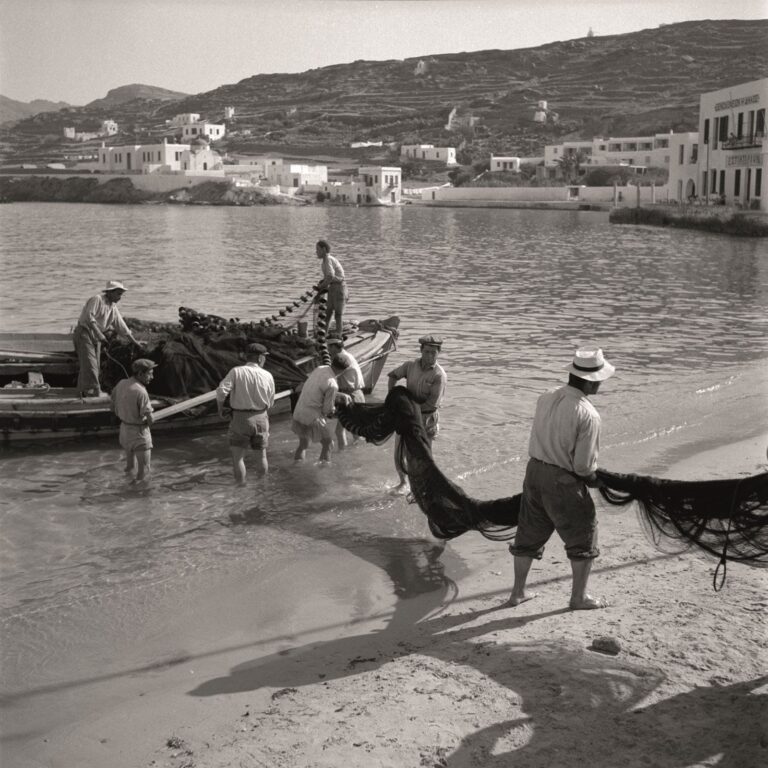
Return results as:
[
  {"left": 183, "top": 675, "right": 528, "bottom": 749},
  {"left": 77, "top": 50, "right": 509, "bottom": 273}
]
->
[{"left": 4, "top": 433, "right": 766, "bottom": 768}]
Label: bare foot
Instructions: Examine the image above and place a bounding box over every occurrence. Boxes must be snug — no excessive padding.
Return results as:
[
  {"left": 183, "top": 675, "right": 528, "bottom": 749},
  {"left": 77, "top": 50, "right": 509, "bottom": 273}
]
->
[
  {"left": 389, "top": 481, "right": 410, "bottom": 496},
  {"left": 293, "top": 450, "right": 306, "bottom": 462},
  {"left": 569, "top": 595, "right": 607, "bottom": 610},
  {"left": 505, "top": 592, "right": 538, "bottom": 607}
]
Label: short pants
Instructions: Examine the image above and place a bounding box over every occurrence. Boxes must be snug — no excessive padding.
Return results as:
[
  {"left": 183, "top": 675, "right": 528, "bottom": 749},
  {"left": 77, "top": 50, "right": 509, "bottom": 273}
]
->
[
  {"left": 508, "top": 458, "right": 599, "bottom": 561},
  {"left": 119, "top": 423, "right": 152, "bottom": 452},
  {"left": 228, "top": 410, "right": 269, "bottom": 450}
]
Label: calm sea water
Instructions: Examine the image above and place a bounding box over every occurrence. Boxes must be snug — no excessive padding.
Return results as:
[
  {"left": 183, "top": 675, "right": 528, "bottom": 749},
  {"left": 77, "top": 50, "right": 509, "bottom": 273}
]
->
[{"left": 1, "top": 202, "right": 767, "bottom": 708}]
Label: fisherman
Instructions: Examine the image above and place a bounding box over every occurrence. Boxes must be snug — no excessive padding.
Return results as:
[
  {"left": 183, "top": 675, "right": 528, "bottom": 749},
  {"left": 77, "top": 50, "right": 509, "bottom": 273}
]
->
[
  {"left": 326, "top": 335, "right": 365, "bottom": 449},
  {"left": 315, "top": 239, "right": 348, "bottom": 335},
  {"left": 387, "top": 335, "right": 447, "bottom": 493},
  {"left": 74, "top": 280, "right": 144, "bottom": 398},
  {"left": 292, "top": 355, "right": 350, "bottom": 463},
  {"left": 216, "top": 343, "right": 275, "bottom": 484},
  {"left": 507, "top": 346, "right": 615, "bottom": 611},
  {"left": 110, "top": 358, "right": 156, "bottom": 483}
]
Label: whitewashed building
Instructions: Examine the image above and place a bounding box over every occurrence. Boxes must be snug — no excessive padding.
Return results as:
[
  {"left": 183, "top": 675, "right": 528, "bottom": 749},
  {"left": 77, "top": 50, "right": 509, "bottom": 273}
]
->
[
  {"left": 169, "top": 113, "right": 201, "bottom": 127},
  {"left": 96, "top": 138, "right": 223, "bottom": 174},
  {"left": 400, "top": 144, "right": 457, "bottom": 165},
  {"left": 179, "top": 120, "right": 225, "bottom": 141},
  {"left": 263, "top": 158, "right": 328, "bottom": 190},
  {"left": 665, "top": 132, "right": 700, "bottom": 202},
  {"left": 319, "top": 166, "right": 402, "bottom": 205},
  {"left": 545, "top": 134, "right": 674, "bottom": 169},
  {"left": 698, "top": 77, "right": 767, "bottom": 210},
  {"left": 100, "top": 119, "right": 118, "bottom": 136}
]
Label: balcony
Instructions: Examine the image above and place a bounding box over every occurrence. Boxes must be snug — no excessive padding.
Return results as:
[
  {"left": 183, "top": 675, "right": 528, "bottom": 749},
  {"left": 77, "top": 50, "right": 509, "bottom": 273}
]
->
[{"left": 722, "top": 131, "right": 765, "bottom": 150}]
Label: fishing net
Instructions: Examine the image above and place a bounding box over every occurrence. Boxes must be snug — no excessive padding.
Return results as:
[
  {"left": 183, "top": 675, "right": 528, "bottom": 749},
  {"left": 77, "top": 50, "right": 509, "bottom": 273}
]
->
[
  {"left": 337, "top": 387, "right": 768, "bottom": 578},
  {"left": 102, "top": 284, "right": 351, "bottom": 397}
]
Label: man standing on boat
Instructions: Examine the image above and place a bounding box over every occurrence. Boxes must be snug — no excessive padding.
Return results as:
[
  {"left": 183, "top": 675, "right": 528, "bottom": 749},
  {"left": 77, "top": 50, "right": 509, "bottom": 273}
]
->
[
  {"left": 506, "top": 346, "right": 615, "bottom": 611},
  {"left": 387, "top": 335, "right": 447, "bottom": 493},
  {"left": 216, "top": 343, "right": 275, "bottom": 484},
  {"left": 111, "top": 358, "right": 156, "bottom": 483},
  {"left": 74, "top": 280, "right": 143, "bottom": 398},
  {"left": 315, "top": 239, "right": 348, "bottom": 335},
  {"left": 327, "top": 335, "right": 365, "bottom": 449}
]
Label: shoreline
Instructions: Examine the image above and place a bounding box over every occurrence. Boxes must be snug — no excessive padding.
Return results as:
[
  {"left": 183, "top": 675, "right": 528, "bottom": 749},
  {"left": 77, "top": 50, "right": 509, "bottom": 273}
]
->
[{"left": 4, "top": 431, "right": 766, "bottom": 768}]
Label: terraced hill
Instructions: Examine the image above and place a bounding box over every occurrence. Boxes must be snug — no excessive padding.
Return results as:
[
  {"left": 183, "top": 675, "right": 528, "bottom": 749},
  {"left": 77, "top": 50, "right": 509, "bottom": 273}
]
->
[{"left": 2, "top": 19, "right": 767, "bottom": 164}]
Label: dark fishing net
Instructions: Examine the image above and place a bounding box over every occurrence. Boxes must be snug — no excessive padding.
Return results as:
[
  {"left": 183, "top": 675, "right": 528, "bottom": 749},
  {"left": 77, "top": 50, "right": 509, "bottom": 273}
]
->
[
  {"left": 338, "top": 387, "right": 768, "bottom": 576},
  {"left": 338, "top": 387, "right": 521, "bottom": 540},
  {"left": 597, "top": 469, "right": 768, "bottom": 575}
]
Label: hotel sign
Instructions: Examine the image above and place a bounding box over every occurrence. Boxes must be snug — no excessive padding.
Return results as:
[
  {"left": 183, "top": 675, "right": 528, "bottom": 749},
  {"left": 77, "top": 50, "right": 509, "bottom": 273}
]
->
[
  {"left": 726, "top": 153, "right": 763, "bottom": 167},
  {"left": 715, "top": 94, "right": 760, "bottom": 112}
]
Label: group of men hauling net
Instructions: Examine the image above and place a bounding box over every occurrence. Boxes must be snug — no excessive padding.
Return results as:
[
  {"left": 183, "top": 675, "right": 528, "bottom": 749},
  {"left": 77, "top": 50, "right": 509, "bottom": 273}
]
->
[{"left": 76, "top": 251, "right": 767, "bottom": 603}]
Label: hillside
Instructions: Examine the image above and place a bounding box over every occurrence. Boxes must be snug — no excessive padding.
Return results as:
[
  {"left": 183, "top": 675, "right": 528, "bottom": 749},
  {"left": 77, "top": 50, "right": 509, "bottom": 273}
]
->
[
  {"left": 2, "top": 19, "right": 767, "bottom": 165},
  {"left": 85, "top": 83, "right": 189, "bottom": 109},
  {"left": 0, "top": 95, "right": 72, "bottom": 127}
]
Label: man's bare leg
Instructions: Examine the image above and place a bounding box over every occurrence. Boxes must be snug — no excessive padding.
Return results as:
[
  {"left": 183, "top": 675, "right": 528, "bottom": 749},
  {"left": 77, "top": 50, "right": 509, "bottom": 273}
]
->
[
  {"left": 507, "top": 555, "right": 538, "bottom": 606},
  {"left": 335, "top": 421, "right": 348, "bottom": 450},
  {"left": 254, "top": 447, "right": 268, "bottom": 476},
  {"left": 569, "top": 558, "right": 606, "bottom": 609},
  {"left": 124, "top": 449, "right": 136, "bottom": 475},
  {"left": 135, "top": 449, "right": 151, "bottom": 482},
  {"left": 319, "top": 438, "right": 333, "bottom": 463},
  {"left": 230, "top": 446, "right": 248, "bottom": 484},
  {"left": 294, "top": 437, "right": 309, "bottom": 461}
]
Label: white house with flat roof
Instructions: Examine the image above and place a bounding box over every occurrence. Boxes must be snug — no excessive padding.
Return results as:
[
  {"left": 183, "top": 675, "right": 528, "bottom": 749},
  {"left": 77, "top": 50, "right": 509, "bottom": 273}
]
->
[
  {"left": 698, "top": 77, "right": 766, "bottom": 210},
  {"left": 170, "top": 113, "right": 200, "bottom": 126},
  {"left": 180, "top": 120, "right": 225, "bottom": 142},
  {"left": 665, "top": 132, "right": 700, "bottom": 202},
  {"left": 545, "top": 134, "right": 673, "bottom": 169},
  {"left": 400, "top": 144, "right": 457, "bottom": 165},
  {"left": 97, "top": 138, "right": 223, "bottom": 174},
  {"left": 319, "top": 166, "right": 402, "bottom": 205},
  {"left": 263, "top": 158, "right": 328, "bottom": 190}
]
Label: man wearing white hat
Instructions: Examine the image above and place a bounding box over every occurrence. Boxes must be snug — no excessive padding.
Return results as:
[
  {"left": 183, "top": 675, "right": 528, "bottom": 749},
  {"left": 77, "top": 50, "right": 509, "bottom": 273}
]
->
[
  {"left": 507, "top": 346, "right": 615, "bottom": 611},
  {"left": 73, "top": 281, "right": 143, "bottom": 398}
]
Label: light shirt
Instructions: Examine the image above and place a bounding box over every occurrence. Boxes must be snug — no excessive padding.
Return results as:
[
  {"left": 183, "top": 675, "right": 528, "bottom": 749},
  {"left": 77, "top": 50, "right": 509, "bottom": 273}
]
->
[
  {"left": 77, "top": 294, "right": 132, "bottom": 341},
  {"left": 388, "top": 359, "right": 446, "bottom": 412},
  {"left": 335, "top": 349, "right": 364, "bottom": 393},
  {"left": 216, "top": 363, "right": 275, "bottom": 411},
  {"left": 293, "top": 365, "right": 339, "bottom": 425},
  {"left": 528, "top": 384, "right": 601, "bottom": 477},
  {"left": 111, "top": 377, "right": 153, "bottom": 425},
  {"left": 321, "top": 255, "right": 346, "bottom": 284}
]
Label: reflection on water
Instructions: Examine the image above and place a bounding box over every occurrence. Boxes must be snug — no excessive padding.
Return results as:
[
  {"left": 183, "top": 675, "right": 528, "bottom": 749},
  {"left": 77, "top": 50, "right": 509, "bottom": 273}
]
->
[{"left": 0, "top": 204, "right": 766, "bottom": 670}]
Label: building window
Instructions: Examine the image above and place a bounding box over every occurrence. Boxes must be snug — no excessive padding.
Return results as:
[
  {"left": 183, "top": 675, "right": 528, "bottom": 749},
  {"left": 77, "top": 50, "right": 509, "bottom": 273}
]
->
[
  {"left": 734, "top": 168, "right": 741, "bottom": 196},
  {"left": 679, "top": 145, "right": 685, "bottom": 164},
  {"left": 718, "top": 170, "right": 725, "bottom": 195},
  {"left": 756, "top": 168, "right": 763, "bottom": 197},
  {"left": 710, "top": 169, "right": 717, "bottom": 194},
  {"left": 757, "top": 109, "right": 766, "bottom": 136},
  {"left": 718, "top": 115, "right": 729, "bottom": 143},
  {"left": 737, "top": 112, "right": 744, "bottom": 138},
  {"left": 703, "top": 118, "right": 710, "bottom": 145}
]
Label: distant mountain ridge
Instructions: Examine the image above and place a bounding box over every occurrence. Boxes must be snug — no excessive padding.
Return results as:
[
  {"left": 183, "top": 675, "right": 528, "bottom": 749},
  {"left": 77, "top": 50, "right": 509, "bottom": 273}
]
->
[
  {"left": 85, "top": 84, "right": 189, "bottom": 109},
  {"left": 0, "top": 95, "right": 72, "bottom": 126},
  {"left": 2, "top": 20, "right": 767, "bottom": 163}
]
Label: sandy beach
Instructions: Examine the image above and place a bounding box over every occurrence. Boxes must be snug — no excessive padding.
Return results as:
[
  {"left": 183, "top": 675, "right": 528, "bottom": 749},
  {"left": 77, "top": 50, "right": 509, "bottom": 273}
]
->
[{"left": 6, "top": 433, "right": 765, "bottom": 768}]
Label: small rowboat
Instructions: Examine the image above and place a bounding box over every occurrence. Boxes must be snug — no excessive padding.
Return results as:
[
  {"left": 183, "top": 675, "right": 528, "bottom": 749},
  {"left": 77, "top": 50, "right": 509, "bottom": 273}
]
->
[{"left": 0, "top": 317, "right": 399, "bottom": 444}]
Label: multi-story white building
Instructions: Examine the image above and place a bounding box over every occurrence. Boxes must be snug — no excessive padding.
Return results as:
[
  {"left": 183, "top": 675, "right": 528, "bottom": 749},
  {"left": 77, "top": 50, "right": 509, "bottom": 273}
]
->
[
  {"left": 665, "top": 132, "right": 700, "bottom": 202},
  {"left": 698, "top": 77, "right": 766, "bottom": 210},
  {"left": 100, "top": 119, "right": 118, "bottom": 136},
  {"left": 319, "top": 166, "right": 402, "bottom": 205},
  {"left": 179, "top": 120, "right": 225, "bottom": 141},
  {"left": 545, "top": 134, "right": 673, "bottom": 169},
  {"left": 96, "top": 138, "right": 222, "bottom": 174},
  {"left": 263, "top": 158, "right": 328, "bottom": 189},
  {"left": 400, "top": 144, "right": 457, "bottom": 165},
  {"left": 169, "top": 113, "right": 201, "bottom": 127}
]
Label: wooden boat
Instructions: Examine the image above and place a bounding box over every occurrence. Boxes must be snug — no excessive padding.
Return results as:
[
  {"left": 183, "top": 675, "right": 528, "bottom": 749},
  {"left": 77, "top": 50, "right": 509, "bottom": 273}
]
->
[{"left": 0, "top": 317, "right": 399, "bottom": 444}]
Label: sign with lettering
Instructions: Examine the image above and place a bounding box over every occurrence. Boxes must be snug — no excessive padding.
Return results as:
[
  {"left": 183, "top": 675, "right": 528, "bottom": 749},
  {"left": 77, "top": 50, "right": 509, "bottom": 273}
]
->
[
  {"left": 715, "top": 94, "right": 760, "bottom": 112},
  {"left": 726, "top": 153, "right": 763, "bottom": 167}
]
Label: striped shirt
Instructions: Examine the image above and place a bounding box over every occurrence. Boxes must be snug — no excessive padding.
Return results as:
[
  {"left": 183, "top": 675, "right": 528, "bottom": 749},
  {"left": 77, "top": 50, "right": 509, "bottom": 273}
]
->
[{"left": 528, "top": 385, "right": 601, "bottom": 477}]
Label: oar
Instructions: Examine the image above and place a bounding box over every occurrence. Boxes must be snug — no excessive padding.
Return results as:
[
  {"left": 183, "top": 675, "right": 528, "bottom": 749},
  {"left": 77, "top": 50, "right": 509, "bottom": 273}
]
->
[{"left": 152, "top": 388, "right": 291, "bottom": 423}]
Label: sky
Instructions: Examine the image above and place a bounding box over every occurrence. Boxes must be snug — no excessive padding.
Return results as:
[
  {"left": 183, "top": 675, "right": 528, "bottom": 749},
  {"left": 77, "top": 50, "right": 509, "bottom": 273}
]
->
[{"left": 1, "top": 0, "right": 766, "bottom": 105}]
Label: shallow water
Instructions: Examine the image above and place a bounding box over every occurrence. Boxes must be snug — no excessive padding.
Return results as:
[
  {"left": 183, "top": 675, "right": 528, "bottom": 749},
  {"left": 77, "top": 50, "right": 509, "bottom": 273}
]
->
[{"left": 1, "top": 202, "right": 767, "bottom": 703}]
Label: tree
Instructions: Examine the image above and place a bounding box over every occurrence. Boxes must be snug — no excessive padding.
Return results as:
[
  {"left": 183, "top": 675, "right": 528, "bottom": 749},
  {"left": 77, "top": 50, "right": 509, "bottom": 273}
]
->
[{"left": 557, "top": 150, "right": 587, "bottom": 184}]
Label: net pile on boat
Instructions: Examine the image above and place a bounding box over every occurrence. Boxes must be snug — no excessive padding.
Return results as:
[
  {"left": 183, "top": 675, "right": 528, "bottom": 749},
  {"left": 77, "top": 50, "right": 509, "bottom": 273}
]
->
[
  {"left": 102, "top": 284, "right": 358, "bottom": 397},
  {"left": 337, "top": 387, "right": 768, "bottom": 583}
]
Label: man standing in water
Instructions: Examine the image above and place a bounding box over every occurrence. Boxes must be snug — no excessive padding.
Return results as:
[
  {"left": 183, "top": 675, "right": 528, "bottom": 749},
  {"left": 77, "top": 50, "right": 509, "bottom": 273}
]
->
[
  {"left": 507, "top": 346, "right": 615, "bottom": 610},
  {"left": 326, "top": 335, "right": 365, "bottom": 449},
  {"left": 387, "top": 335, "right": 447, "bottom": 493},
  {"left": 111, "top": 358, "right": 156, "bottom": 483},
  {"left": 292, "top": 355, "right": 349, "bottom": 463},
  {"left": 315, "top": 239, "right": 348, "bottom": 335},
  {"left": 74, "top": 280, "right": 143, "bottom": 398},
  {"left": 216, "top": 343, "right": 275, "bottom": 484}
]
